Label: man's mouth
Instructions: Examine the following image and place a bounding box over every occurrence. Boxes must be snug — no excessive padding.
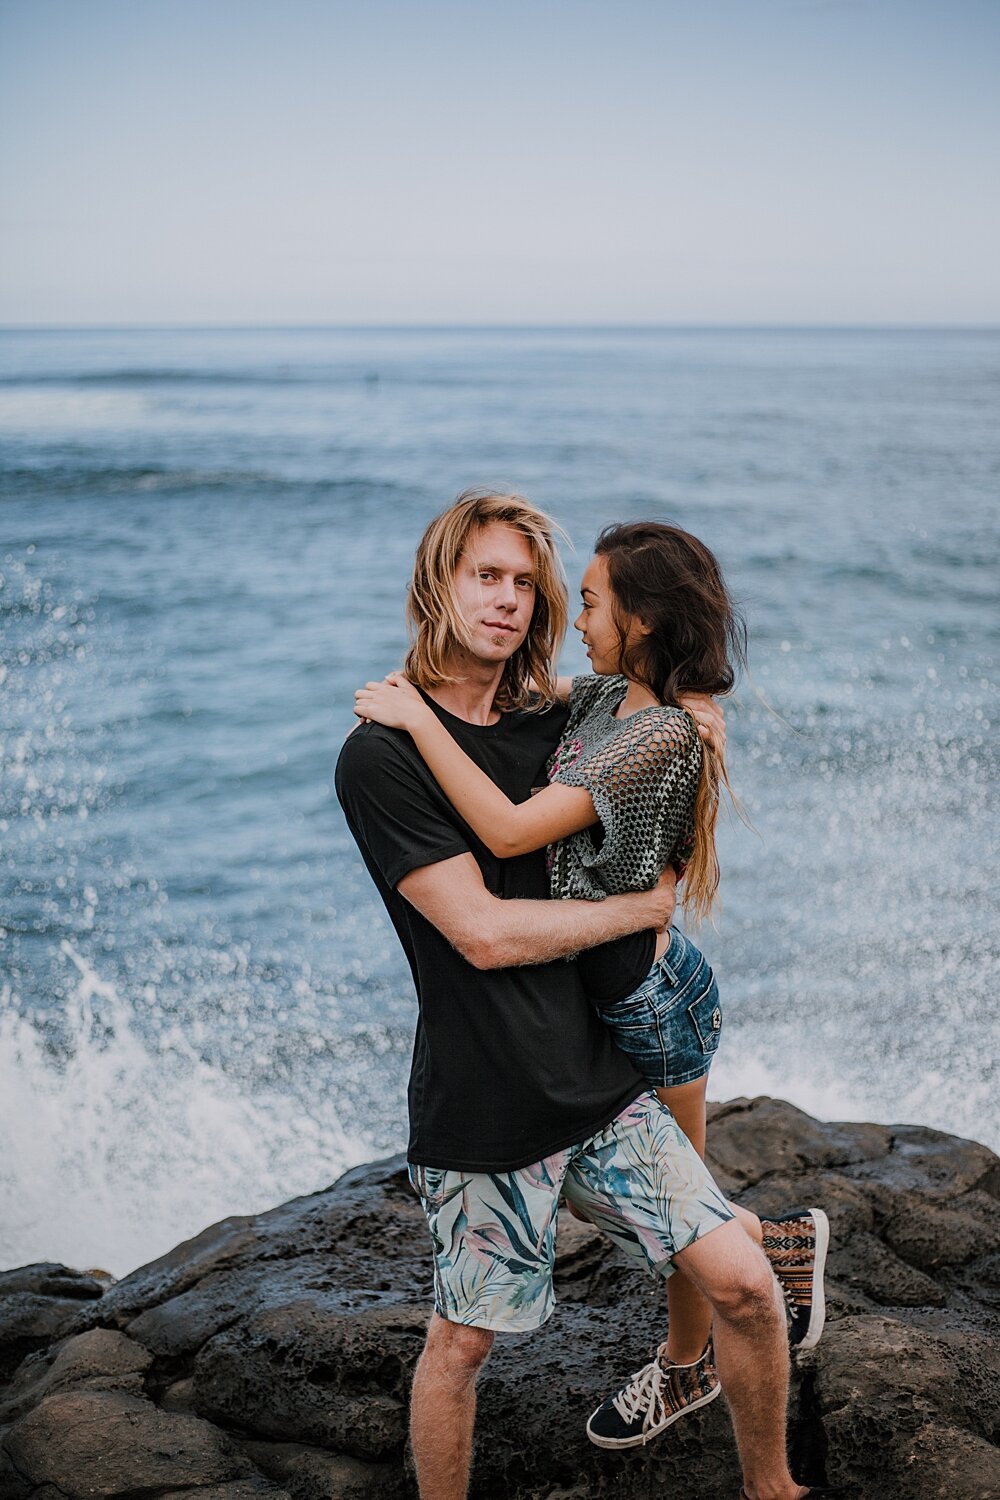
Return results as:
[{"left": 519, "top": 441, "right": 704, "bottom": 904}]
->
[{"left": 483, "top": 621, "right": 517, "bottom": 634}]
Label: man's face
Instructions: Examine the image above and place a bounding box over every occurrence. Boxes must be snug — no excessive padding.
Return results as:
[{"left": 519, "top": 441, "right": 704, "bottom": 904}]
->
[{"left": 452, "top": 522, "right": 537, "bottom": 664}]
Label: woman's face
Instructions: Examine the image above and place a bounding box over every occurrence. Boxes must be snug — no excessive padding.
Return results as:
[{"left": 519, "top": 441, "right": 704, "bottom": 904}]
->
[{"left": 574, "top": 553, "right": 646, "bottom": 675}]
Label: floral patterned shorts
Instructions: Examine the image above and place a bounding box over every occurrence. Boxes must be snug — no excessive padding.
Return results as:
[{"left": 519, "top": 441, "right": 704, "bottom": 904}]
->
[{"left": 407, "top": 1092, "right": 733, "bottom": 1332}]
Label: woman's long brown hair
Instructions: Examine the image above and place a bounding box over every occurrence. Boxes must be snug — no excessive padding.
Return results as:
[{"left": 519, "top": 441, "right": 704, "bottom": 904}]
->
[{"left": 595, "top": 521, "right": 748, "bottom": 922}]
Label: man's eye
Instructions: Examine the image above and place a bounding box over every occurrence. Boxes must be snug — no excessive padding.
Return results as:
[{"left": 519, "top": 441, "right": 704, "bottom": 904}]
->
[
  {"left": 516, "top": 579, "right": 533, "bottom": 589},
  {"left": 479, "top": 571, "right": 495, "bottom": 581}
]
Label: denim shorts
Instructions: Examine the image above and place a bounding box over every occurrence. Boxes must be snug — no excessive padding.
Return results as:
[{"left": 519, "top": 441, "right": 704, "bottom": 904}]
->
[{"left": 597, "top": 927, "right": 722, "bottom": 1088}]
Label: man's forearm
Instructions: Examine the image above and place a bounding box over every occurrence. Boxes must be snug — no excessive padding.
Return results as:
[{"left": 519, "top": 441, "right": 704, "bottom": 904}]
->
[{"left": 473, "top": 889, "right": 669, "bottom": 970}]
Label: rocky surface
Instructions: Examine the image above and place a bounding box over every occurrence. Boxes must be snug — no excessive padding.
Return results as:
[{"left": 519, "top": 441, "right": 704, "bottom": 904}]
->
[{"left": 2, "top": 1097, "right": 999, "bottom": 1499}]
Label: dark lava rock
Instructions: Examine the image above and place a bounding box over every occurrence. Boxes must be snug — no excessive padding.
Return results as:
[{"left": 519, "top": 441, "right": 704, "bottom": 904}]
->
[
  {"left": 1, "top": 1097, "right": 998, "bottom": 1499},
  {"left": 0, "top": 1326, "right": 153, "bottom": 1427},
  {"left": 236, "top": 1440, "right": 401, "bottom": 1500},
  {"left": 0, "top": 1390, "right": 287, "bottom": 1499},
  {"left": 0, "top": 1264, "right": 109, "bottom": 1386}
]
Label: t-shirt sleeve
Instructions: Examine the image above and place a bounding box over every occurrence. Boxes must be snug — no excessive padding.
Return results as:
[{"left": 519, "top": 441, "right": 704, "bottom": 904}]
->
[
  {"left": 336, "top": 726, "right": 471, "bottom": 890},
  {"left": 556, "top": 707, "right": 703, "bottom": 891}
]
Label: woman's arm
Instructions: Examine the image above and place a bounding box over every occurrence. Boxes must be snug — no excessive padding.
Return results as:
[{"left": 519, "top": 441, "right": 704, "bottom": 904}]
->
[
  {"left": 352, "top": 675, "right": 599, "bottom": 858},
  {"left": 528, "top": 673, "right": 573, "bottom": 703}
]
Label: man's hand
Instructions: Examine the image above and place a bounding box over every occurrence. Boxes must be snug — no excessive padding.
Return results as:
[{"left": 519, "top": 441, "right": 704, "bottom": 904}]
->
[
  {"left": 641, "top": 864, "right": 677, "bottom": 933},
  {"left": 678, "top": 692, "right": 727, "bottom": 756}
]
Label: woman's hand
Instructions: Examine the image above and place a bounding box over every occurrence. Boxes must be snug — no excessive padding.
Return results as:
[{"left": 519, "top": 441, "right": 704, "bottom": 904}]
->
[
  {"left": 678, "top": 692, "right": 727, "bottom": 755},
  {"left": 353, "top": 672, "right": 427, "bottom": 732}
]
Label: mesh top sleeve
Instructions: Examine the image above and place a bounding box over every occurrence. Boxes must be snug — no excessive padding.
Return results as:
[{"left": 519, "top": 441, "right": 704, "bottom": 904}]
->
[{"left": 548, "top": 700, "right": 703, "bottom": 900}]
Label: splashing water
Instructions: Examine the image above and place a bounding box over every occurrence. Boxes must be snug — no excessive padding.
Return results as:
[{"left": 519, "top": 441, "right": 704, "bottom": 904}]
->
[{"left": 0, "top": 942, "right": 372, "bottom": 1275}]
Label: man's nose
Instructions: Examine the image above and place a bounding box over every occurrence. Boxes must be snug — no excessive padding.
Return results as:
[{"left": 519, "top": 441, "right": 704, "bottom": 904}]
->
[{"left": 496, "top": 577, "right": 518, "bottom": 610}]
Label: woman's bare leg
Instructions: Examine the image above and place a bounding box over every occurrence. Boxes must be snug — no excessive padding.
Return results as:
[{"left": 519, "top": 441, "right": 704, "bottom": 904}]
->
[{"left": 656, "top": 1077, "right": 763, "bottom": 1365}]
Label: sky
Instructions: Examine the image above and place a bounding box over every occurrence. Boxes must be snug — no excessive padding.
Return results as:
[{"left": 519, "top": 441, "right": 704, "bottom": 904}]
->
[{"left": 1, "top": 0, "right": 998, "bottom": 325}]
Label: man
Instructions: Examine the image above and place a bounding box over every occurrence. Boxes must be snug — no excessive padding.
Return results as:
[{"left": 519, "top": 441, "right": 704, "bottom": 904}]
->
[{"left": 336, "top": 490, "right": 833, "bottom": 1500}]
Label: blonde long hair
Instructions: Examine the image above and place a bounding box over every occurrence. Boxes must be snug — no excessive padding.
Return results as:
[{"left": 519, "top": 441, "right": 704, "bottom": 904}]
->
[{"left": 404, "top": 489, "right": 569, "bottom": 711}]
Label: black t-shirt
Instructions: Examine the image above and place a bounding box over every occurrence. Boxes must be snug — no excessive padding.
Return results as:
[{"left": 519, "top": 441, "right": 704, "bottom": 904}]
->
[
  {"left": 576, "top": 919, "right": 655, "bottom": 1005},
  {"left": 335, "top": 696, "right": 648, "bottom": 1172}
]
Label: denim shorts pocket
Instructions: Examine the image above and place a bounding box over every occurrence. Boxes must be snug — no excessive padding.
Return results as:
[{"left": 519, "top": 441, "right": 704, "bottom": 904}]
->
[{"left": 687, "top": 978, "right": 723, "bottom": 1058}]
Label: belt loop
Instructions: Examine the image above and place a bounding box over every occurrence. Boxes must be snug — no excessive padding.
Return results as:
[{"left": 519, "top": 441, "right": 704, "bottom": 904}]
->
[
  {"left": 657, "top": 926, "right": 680, "bottom": 985},
  {"left": 658, "top": 952, "right": 679, "bottom": 986}
]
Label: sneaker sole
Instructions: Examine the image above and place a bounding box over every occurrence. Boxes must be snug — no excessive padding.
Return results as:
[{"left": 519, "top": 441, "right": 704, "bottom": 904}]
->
[
  {"left": 585, "top": 1379, "right": 722, "bottom": 1449},
  {"left": 796, "top": 1206, "right": 830, "bottom": 1352}
]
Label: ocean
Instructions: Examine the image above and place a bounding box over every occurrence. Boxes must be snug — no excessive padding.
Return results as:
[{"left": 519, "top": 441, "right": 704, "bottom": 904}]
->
[{"left": 1, "top": 325, "right": 997, "bottom": 1276}]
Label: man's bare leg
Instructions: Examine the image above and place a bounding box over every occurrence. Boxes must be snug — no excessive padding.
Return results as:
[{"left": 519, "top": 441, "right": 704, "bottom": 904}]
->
[
  {"left": 656, "top": 1077, "right": 764, "bottom": 1364},
  {"left": 674, "top": 1220, "right": 808, "bottom": 1500},
  {"left": 410, "top": 1313, "right": 494, "bottom": 1500}
]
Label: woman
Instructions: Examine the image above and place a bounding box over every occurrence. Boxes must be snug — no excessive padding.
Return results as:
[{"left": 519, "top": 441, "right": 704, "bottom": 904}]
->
[{"left": 354, "top": 520, "right": 827, "bottom": 1446}]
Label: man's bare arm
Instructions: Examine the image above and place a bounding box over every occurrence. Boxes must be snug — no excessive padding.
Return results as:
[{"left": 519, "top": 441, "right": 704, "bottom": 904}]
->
[{"left": 398, "top": 854, "right": 675, "bottom": 971}]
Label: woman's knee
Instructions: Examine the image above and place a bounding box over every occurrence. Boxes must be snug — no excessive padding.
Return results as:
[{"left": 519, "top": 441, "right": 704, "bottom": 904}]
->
[{"left": 730, "top": 1200, "right": 763, "bottom": 1244}]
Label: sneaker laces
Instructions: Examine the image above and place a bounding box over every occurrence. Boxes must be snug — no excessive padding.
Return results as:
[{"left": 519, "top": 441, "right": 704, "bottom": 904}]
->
[{"left": 611, "top": 1350, "right": 668, "bottom": 1433}]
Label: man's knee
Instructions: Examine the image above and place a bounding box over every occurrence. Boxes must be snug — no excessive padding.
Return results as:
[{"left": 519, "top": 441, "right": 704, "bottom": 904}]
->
[
  {"left": 676, "top": 1225, "right": 781, "bottom": 1328},
  {"left": 423, "top": 1313, "right": 495, "bottom": 1379},
  {"left": 710, "top": 1260, "right": 782, "bottom": 1329}
]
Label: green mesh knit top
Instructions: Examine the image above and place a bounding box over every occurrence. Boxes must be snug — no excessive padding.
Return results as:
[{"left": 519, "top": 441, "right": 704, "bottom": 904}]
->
[{"left": 545, "top": 673, "right": 703, "bottom": 901}]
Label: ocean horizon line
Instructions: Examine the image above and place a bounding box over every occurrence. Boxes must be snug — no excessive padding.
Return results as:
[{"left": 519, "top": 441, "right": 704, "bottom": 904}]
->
[{"left": 3, "top": 320, "right": 999, "bottom": 336}]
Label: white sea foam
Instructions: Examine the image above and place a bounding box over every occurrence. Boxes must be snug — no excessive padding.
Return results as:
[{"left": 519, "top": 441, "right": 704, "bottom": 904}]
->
[
  {"left": 709, "top": 1045, "right": 999, "bottom": 1153},
  {"left": 0, "top": 942, "right": 373, "bottom": 1277}
]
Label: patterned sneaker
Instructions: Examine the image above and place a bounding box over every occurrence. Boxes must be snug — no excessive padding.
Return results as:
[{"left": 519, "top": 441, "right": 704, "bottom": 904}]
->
[
  {"left": 761, "top": 1207, "right": 830, "bottom": 1351},
  {"left": 586, "top": 1341, "right": 720, "bottom": 1449}
]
